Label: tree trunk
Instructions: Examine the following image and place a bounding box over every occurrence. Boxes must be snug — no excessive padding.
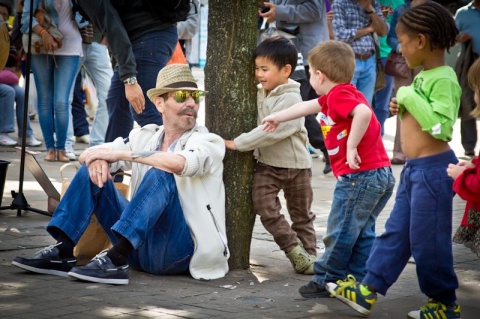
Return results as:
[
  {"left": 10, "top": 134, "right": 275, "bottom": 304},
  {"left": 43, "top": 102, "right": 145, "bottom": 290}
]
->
[{"left": 204, "top": 0, "right": 259, "bottom": 269}]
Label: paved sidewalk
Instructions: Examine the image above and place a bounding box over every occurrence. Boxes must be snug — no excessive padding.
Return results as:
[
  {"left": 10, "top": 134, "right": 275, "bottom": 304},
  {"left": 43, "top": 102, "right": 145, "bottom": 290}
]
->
[{"left": 1, "top": 67, "right": 479, "bottom": 318}]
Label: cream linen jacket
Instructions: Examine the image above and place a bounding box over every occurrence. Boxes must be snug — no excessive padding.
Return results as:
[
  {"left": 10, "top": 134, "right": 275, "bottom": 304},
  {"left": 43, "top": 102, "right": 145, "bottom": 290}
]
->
[{"left": 98, "top": 124, "right": 229, "bottom": 280}]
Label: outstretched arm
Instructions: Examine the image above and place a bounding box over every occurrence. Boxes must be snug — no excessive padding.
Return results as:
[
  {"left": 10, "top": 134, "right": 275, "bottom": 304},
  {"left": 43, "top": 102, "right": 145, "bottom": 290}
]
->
[{"left": 262, "top": 99, "right": 319, "bottom": 132}]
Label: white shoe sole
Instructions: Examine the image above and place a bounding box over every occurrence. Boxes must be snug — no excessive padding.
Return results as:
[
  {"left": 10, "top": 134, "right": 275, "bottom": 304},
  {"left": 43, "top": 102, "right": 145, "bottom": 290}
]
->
[
  {"left": 11, "top": 261, "right": 69, "bottom": 278},
  {"left": 326, "top": 282, "right": 371, "bottom": 316},
  {"left": 68, "top": 271, "right": 129, "bottom": 285}
]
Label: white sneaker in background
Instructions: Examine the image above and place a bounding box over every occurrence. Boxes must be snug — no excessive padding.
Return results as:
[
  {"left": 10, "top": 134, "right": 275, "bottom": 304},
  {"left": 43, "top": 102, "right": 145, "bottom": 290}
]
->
[
  {"left": 17, "top": 136, "right": 42, "bottom": 147},
  {"left": 0, "top": 133, "right": 17, "bottom": 146},
  {"left": 75, "top": 134, "right": 90, "bottom": 144},
  {"left": 65, "top": 142, "right": 77, "bottom": 161}
]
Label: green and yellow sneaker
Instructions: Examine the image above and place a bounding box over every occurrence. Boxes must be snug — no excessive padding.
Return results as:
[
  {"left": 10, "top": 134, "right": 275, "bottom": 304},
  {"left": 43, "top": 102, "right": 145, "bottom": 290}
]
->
[
  {"left": 325, "top": 274, "right": 377, "bottom": 316},
  {"left": 407, "top": 299, "right": 461, "bottom": 319}
]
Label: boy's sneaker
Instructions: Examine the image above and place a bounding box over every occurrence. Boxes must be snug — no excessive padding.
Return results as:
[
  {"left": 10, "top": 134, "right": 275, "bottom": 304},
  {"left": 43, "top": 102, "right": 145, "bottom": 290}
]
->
[
  {"left": 407, "top": 299, "right": 461, "bottom": 319},
  {"left": 68, "top": 250, "right": 129, "bottom": 285},
  {"left": 0, "top": 133, "right": 17, "bottom": 146},
  {"left": 299, "top": 280, "right": 331, "bottom": 298},
  {"left": 286, "top": 244, "right": 315, "bottom": 274},
  {"left": 11, "top": 243, "right": 76, "bottom": 277},
  {"left": 326, "top": 274, "right": 377, "bottom": 316}
]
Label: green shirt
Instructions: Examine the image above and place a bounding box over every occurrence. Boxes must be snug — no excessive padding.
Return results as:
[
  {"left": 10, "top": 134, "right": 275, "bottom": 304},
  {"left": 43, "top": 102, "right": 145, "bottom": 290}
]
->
[
  {"left": 377, "top": 0, "right": 405, "bottom": 57},
  {"left": 396, "top": 66, "right": 461, "bottom": 142}
]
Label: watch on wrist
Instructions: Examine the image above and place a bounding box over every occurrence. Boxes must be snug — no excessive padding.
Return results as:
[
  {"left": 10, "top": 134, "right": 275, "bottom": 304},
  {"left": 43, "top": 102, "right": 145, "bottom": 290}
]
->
[
  {"left": 364, "top": 10, "right": 374, "bottom": 14},
  {"left": 123, "top": 77, "right": 137, "bottom": 85}
]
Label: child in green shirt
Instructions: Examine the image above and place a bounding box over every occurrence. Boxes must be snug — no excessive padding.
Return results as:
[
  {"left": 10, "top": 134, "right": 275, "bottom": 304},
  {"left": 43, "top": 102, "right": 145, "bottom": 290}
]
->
[{"left": 326, "top": 3, "right": 462, "bottom": 319}]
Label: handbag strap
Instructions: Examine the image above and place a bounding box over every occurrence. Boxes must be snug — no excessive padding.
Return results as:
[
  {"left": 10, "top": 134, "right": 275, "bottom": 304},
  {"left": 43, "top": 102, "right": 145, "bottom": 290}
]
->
[{"left": 373, "top": 33, "right": 381, "bottom": 60}]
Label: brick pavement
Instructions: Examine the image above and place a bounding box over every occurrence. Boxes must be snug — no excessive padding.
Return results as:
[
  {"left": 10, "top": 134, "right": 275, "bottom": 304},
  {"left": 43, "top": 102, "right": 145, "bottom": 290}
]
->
[{"left": 0, "top": 67, "right": 479, "bottom": 318}]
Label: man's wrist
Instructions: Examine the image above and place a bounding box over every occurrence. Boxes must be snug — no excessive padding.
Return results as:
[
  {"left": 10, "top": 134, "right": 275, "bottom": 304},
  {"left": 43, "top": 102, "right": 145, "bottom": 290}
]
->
[
  {"left": 123, "top": 77, "right": 138, "bottom": 85},
  {"left": 364, "top": 9, "right": 374, "bottom": 14}
]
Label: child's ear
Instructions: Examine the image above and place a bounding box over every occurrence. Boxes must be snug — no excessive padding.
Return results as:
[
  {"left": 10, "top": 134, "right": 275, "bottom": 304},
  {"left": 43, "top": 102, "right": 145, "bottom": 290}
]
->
[
  {"left": 283, "top": 64, "right": 292, "bottom": 77},
  {"left": 417, "top": 33, "right": 427, "bottom": 50}
]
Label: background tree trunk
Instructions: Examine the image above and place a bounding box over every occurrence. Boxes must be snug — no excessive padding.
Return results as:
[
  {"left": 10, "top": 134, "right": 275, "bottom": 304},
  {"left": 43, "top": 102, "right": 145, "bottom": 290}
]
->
[{"left": 204, "top": 0, "right": 259, "bottom": 269}]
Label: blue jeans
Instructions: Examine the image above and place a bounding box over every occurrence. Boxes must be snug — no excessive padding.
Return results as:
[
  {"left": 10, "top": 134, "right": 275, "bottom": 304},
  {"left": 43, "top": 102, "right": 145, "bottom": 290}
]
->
[
  {"left": 351, "top": 55, "right": 376, "bottom": 106},
  {"left": 104, "top": 27, "right": 177, "bottom": 142},
  {"left": 31, "top": 54, "right": 79, "bottom": 150},
  {"left": 82, "top": 42, "right": 113, "bottom": 146},
  {"left": 312, "top": 167, "right": 395, "bottom": 286},
  {"left": 364, "top": 150, "right": 459, "bottom": 304},
  {"left": 0, "top": 83, "right": 34, "bottom": 137},
  {"left": 47, "top": 165, "right": 194, "bottom": 275},
  {"left": 373, "top": 57, "right": 394, "bottom": 136}
]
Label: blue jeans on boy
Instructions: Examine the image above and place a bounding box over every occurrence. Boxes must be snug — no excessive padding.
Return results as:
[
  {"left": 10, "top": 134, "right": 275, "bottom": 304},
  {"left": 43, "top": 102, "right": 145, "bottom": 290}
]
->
[
  {"left": 31, "top": 54, "right": 79, "bottom": 151},
  {"left": 364, "top": 150, "right": 459, "bottom": 304},
  {"left": 0, "top": 83, "right": 34, "bottom": 137},
  {"left": 47, "top": 165, "right": 194, "bottom": 275},
  {"left": 312, "top": 167, "right": 395, "bottom": 286},
  {"left": 104, "top": 27, "right": 177, "bottom": 142},
  {"left": 351, "top": 55, "right": 376, "bottom": 106}
]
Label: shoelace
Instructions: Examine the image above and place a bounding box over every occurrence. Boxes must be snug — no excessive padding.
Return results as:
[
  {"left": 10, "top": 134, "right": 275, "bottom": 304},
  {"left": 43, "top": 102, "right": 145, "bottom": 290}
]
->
[
  {"left": 91, "top": 249, "right": 110, "bottom": 265},
  {"left": 334, "top": 274, "right": 357, "bottom": 294},
  {"left": 38, "top": 242, "right": 62, "bottom": 255}
]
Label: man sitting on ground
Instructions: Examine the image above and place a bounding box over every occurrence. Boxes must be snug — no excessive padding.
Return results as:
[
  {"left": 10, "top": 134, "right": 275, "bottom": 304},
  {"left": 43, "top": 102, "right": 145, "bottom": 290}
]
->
[{"left": 12, "top": 64, "right": 229, "bottom": 285}]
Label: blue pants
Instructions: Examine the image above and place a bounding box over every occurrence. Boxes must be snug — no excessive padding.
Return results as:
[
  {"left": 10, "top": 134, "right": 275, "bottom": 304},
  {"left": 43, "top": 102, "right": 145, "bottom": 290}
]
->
[
  {"left": 31, "top": 54, "right": 79, "bottom": 151},
  {"left": 104, "top": 27, "right": 177, "bottom": 142},
  {"left": 364, "top": 150, "right": 459, "bottom": 304},
  {"left": 0, "top": 83, "right": 34, "bottom": 137},
  {"left": 351, "top": 55, "right": 376, "bottom": 106},
  {"left": 48, "top": 165, "right": 194, "bottom": 275},
  {"left": 313, "top": 167, "right": 395, "bottom": 285},
  {"left": 71, "top": 72, "right": 90, "bottom": 137},
  {"left": 373, "top": 57, "right": 394, "bottom": 136}
]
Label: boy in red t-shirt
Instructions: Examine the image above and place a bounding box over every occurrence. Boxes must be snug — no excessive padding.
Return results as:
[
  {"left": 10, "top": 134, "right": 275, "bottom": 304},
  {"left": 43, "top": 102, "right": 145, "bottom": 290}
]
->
[{"left": 262, "top": 40, "right": 395, "bottom": 298}]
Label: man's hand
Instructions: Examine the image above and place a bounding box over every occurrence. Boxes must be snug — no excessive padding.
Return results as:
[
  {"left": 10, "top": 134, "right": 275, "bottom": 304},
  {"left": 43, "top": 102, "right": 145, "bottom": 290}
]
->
[
  {"left": 456, "top": 33, "right": 472, "bottom": 43},
  {"left": 346, "top": 147, "right": 361, "bottom": 170},
  {"left": 389, "top": 97, "right": 399, "bottom": 116},
  {"left": 261, "top": 115, "right": 280, "bottom": 132},
  {"left": 83, "top": 148, "right": 122, "bottom": 166},
  {"left": 125, "top": 83, "right": 145, "bottom": 114},
  {"left": 224, "top": 140, "right": 237, "bottom": 150},
  {"left": 259, "top": 2, "right": 276, "bottom": 24},
  {"left": 87, "top": 159, "right": 112, "bottom": 188}
]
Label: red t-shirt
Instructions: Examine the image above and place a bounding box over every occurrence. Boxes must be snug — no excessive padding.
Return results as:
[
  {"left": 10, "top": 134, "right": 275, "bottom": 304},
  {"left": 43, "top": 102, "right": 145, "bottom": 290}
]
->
[{"left": 318, "top": 83, "right": 391, "bottom": 177}]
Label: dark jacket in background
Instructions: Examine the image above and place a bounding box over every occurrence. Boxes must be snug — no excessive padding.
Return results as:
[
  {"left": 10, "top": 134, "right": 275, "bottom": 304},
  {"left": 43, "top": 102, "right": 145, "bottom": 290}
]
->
[
  {"left": 76, "top": 0, "right": 173, "bottom": 81},
  {"left": 455, "top": 39, "right": 479, "bottom": 120}
]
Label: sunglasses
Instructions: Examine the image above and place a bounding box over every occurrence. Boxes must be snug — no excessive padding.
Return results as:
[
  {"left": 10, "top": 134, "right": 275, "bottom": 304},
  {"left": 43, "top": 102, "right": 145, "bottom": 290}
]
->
[{"left": 171, "top": 90, "right": 205, "bottom": 103}]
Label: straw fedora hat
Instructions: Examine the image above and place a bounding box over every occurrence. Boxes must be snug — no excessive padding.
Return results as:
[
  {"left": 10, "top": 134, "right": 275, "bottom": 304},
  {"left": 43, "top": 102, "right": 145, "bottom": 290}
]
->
[{"left": 147, "top": 64, "right": 206, "bottom": 102}]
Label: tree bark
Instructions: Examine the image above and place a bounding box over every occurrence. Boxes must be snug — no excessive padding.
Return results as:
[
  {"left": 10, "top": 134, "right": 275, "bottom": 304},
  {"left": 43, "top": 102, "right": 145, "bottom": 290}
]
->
[{"left": 204, "top": 0, "right": 259, "bottom": 269}]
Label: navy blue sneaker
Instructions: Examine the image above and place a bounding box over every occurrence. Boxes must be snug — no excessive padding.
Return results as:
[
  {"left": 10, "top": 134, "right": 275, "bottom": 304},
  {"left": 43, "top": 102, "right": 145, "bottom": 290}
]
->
[
  {"left": 68, "top": 250, "right": 129, "bottom": 285},
  {"left": 11, "top": 243, "right": 76, "bottom": 277},
  {"left": 326, "top": 274, "right": 377, "bottom": 316},
  {"left": 407, "top": 299, "right": 461, "bottom": 319}
]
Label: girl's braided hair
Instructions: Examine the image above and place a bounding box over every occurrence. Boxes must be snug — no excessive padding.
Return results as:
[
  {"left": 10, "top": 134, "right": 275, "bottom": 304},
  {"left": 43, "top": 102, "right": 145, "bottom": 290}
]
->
[{"left": 398, "top": 2, "right": 458, "bottom": 52}]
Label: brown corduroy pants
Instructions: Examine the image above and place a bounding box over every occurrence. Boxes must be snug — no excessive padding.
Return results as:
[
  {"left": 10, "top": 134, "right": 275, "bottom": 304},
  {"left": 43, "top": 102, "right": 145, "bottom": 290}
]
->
[{"left": 252, "top": 162, "right": 317, "bottom": 255}]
